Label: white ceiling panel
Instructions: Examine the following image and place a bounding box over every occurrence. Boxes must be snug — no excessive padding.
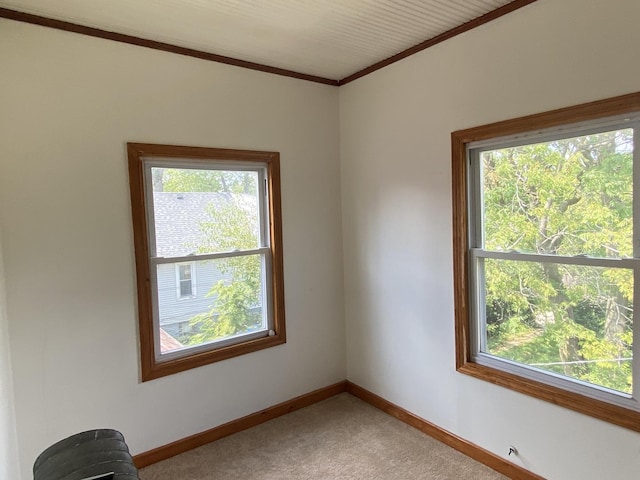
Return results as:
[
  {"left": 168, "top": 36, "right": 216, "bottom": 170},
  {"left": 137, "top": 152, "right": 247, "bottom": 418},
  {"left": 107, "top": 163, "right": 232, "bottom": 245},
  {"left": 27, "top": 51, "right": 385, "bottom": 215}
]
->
[{"left": 0, "top": 0, "right": 525, "bottom": 81}]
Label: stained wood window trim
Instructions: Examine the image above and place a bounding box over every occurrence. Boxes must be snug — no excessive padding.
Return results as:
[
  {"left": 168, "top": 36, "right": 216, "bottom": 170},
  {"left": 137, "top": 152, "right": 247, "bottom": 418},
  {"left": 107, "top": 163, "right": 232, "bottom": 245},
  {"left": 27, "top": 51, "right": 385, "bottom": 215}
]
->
[
  {"left": 452, "top": 92, "right": 640, "bottom": 432},
  {"left": 128, "top": 143, "right": 286, "bottom": 382}
]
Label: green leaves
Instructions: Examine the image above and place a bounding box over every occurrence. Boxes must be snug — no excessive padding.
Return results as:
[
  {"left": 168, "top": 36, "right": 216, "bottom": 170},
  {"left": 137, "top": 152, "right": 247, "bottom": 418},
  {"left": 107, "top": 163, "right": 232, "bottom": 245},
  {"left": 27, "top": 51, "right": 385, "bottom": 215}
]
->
[
  {"left": 161, "top": 168, "right": 258, "bottom": 195},
  {"left": 483, "top": 131, "right": 633, "bottom": 257},
  {"left": 188, "top": 201, "right": 263, "bottom": 344},
  {"left": 156, "top": 166, "right": 264, "bottom": 346},
  {"left": 481, "top": 129, "right": 634, "bottom": 393}
]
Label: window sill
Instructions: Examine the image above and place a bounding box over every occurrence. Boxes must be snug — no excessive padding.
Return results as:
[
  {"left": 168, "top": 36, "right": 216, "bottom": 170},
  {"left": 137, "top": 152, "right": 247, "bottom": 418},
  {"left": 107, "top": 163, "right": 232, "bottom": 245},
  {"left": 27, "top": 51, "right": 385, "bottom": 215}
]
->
[
  {"left": 456, "top": 360, "right": 640, "bottom": 432},
  {"left": 141, "top": 332, "right": 286, "bottom": 381}
]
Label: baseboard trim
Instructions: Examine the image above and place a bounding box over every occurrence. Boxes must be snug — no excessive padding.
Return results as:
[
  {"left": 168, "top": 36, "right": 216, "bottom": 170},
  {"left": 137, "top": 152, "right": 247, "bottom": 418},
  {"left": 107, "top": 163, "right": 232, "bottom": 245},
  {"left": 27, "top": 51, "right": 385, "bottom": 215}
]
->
[
  {"left": 133, "top": 380, "right": 348, "bottom": 468},
  {"left": 134, "top": 379, "right": 543, "bottom": 479},
  {"left": 346, "top": 382, "right": 545, "bottom": 480}
]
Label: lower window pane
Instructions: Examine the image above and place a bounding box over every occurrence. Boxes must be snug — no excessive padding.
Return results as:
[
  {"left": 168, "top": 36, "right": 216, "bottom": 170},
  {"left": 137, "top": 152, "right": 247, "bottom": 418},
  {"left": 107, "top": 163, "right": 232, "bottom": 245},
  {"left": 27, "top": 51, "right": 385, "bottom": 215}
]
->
[
  {"left": 483, "top": 259, "right": 633, "bottom": 394},
  {"left": 157, "top": 255, "right": 267, "bottom": 354}
]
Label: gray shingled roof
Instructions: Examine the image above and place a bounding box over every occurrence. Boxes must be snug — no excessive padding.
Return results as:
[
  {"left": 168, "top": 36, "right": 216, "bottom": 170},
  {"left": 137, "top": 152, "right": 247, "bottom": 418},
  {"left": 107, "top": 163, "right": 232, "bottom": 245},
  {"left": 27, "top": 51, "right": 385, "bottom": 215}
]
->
[{"left": 152, "top": 192, "right": 256, "bottom": 257}]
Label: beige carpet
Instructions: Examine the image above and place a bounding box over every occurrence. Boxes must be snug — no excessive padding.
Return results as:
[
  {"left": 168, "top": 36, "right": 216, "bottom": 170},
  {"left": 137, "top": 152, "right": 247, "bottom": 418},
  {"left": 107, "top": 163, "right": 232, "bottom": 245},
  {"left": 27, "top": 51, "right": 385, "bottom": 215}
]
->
[{"left": 140, "top": 393, "right": 507, "bottom": 480}]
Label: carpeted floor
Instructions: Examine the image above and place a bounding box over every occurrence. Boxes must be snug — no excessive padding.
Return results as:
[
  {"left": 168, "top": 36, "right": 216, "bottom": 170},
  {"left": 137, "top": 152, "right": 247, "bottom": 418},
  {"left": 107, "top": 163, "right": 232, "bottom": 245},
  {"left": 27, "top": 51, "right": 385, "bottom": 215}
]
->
[{"left": 140, "top": 393, "right": 508, "bottom": 479}]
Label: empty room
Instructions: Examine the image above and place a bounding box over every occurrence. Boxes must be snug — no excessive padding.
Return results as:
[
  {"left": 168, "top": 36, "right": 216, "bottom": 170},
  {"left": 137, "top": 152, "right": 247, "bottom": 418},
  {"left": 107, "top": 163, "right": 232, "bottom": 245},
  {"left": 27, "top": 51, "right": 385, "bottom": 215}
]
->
[{"left": 1, "top": 0, "right": 639, "bottom": 479}]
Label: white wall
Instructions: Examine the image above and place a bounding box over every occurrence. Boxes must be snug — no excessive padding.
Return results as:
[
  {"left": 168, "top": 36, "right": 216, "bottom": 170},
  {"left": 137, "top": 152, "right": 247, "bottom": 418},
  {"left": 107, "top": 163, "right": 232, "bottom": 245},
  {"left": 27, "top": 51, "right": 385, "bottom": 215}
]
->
[
  {"left": 0, "top": 230, "right": 21, "bottom": 480},
  {"left": 339, "top": 0, "right": 640, "bottom": 479},
  {"left": 0, "top": 20, "right": 345, "bottom": 478}
]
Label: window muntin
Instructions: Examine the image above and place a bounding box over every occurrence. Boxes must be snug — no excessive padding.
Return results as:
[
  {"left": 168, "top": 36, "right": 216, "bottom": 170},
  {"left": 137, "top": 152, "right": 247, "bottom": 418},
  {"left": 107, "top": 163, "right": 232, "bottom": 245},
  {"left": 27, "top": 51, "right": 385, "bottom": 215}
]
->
[
  {"left": 452, "top": 92, "right": 640, "bottom": 431},
  {"left": 128, "top": 144, "right": 286, "bottom": 381}
]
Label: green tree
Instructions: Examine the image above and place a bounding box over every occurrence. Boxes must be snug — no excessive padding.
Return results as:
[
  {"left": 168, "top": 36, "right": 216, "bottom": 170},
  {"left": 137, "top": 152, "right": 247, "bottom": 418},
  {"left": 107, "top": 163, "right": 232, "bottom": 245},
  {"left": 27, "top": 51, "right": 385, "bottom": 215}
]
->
[
  {"left": 156, "top": 166, "right": 263, "bottom": 345},
  {"left": 482, "top": 130, "right": 633, "bottom": 393},
  {"left": 162, "top": 168, "right": 257, "bottom": 194},
  {"left": 187, "top": 200, "right": 263, "bottom": 342}
]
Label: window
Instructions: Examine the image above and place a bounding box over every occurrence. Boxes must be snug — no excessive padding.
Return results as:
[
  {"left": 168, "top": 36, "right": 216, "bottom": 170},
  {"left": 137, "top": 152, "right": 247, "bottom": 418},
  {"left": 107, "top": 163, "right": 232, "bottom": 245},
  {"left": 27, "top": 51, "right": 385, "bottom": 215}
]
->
[
  {"left": 452, "top": 92, "right": 640, "bottom": 431},
  {"left": 176, "top": 262, "right": 195, "bottom": 298},
  {"left": 128, "top": 143, "right": 286, "bottom": 381}
]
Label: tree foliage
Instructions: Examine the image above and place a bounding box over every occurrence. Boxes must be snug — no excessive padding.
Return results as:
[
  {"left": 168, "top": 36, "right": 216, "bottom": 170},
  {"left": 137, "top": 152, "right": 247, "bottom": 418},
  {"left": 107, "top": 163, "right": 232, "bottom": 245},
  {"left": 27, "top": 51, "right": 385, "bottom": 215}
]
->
[
  {"left": 157, "top": 167, "right": 263, "bottom": 345},
  {"left": 161, "top": 168, "right": 257, "bottom": 195},
  {"left": 187, "top": 200, "right": 263, "bottom": 342},
  {"left": 482, "top": 129, "right": 634, "bottom": 393}
]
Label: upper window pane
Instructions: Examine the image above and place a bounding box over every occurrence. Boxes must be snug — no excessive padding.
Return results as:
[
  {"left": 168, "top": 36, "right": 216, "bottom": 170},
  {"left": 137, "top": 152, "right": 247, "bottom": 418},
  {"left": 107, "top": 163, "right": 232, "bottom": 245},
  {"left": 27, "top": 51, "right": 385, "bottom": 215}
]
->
[
  {"left": 151, "top": 167, "right": 261, "bottom": 257},
  {"left": 481, "top": 128, "right": 633, "bottom": 258}
]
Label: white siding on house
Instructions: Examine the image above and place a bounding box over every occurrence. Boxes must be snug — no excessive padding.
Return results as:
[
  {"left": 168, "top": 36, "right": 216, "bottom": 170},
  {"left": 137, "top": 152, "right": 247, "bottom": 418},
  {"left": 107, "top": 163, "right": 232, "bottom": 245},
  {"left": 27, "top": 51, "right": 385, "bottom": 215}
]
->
[
  {"left": 156, "top": 261, "right": 228, "bottom": 334},
  {"left": 152, "top": 191, "right": 257, "bottom": 337}
]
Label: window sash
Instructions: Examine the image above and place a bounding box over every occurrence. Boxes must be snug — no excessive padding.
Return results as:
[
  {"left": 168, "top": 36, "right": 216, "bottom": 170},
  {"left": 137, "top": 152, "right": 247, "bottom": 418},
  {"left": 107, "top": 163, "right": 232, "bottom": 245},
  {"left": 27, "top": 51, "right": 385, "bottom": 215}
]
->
[
  {"left": 153, "top": 247, "right": 270, "bottom": 265},
  {"left": 152, "top": 252, "right": 272, "bottom": 362},
  {"left": 468, "top": 118, "right": 640, "bottom": 254},
  {"left": 142, "top": 160, "right": 270, "bottom": 259},
  {"left": 470, "top": 253, "right": 639, "bottom": 410}
]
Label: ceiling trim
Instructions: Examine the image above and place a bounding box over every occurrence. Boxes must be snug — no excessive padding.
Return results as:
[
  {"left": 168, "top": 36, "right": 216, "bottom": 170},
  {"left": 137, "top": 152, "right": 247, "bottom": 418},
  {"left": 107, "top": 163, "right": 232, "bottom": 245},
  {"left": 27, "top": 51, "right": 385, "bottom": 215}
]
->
[
  {"left": 0, "top": 1, "right": 538, "bottom": 87},
  {"left": 0, "top": 6, "right": 338, "bottom": 86},
  {"left": 337, "top": 0, "right": 538, "bottom": 86}
]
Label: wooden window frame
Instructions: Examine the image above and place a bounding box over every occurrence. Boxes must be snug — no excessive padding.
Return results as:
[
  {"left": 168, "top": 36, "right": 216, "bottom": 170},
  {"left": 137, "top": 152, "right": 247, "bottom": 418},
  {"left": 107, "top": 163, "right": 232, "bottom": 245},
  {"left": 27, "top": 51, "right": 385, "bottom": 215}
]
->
[
  {"left": 128, "top": 143, "right": 286, "bottom": 381},
  {"left": 452, "top": 92, "right": 640, "bottom": 431}
]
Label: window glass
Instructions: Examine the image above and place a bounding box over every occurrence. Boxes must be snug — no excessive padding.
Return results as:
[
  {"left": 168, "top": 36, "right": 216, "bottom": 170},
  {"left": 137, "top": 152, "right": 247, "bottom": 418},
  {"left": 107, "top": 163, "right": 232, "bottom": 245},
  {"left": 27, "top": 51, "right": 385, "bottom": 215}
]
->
[
  {"left": 151, "top": 167, "right": 261, "bottom": 257},
  {"left": 481, "top": 129, "right": 633, "bottom": 258},
  {"left": 150, "top": 166, "right": 267, "bottom": 358},
  {"left": 178, "top": 264, "right": 193, "bottom": 297},
  {"left": 160, "top": 257, "right": 267, "bottom": 354},
  {"left": 483, "top": 258, "right": 633, "bottom": 394}
]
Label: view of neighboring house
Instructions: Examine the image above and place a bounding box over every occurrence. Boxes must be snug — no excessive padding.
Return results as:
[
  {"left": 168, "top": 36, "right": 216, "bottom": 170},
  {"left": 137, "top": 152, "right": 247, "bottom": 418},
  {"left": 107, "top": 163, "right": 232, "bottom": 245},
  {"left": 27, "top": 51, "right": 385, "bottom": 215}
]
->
[{"left": 153, "top": 192, "right": 233, "bottom": 345}]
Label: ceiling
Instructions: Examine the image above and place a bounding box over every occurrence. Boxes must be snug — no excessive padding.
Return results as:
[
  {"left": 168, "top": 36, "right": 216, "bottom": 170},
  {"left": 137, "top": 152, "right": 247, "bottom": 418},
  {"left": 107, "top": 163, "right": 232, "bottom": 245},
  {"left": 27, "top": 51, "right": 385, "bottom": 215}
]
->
[{"left": 0, "top": 0, "right": 533, "bottom": 84}]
